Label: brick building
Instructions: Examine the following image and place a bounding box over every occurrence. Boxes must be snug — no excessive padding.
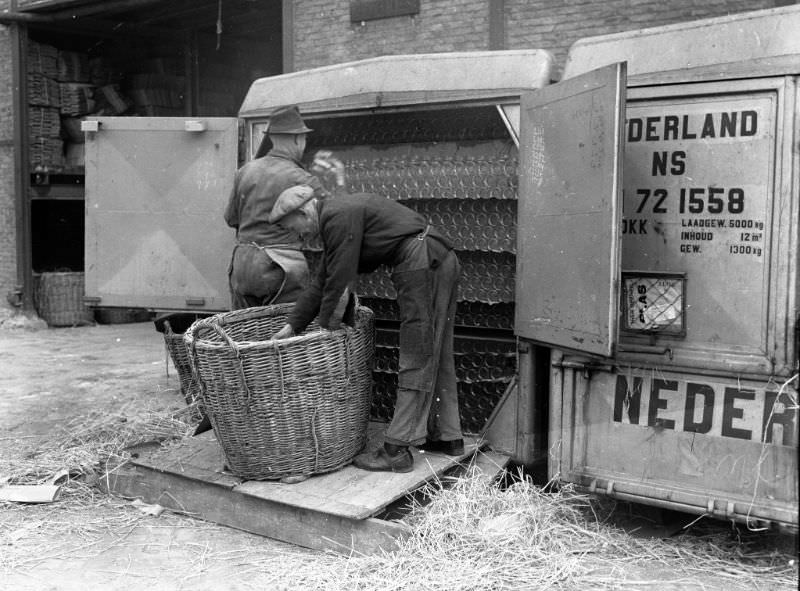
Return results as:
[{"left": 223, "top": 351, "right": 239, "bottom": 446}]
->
[{"left": 0, "top": 0, "right": 791, "bottom": 318}]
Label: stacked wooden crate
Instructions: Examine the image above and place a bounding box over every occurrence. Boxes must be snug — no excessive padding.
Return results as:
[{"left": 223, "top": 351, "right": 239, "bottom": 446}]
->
[
  {"left": 28, "top": 41, "right": 64, "bottom": 170},
  {"left": 57, "top": 49, "right": 94, "bottom": 169},
  {"left": 127, "top": 57, "right": 185, "bottom": 116}
]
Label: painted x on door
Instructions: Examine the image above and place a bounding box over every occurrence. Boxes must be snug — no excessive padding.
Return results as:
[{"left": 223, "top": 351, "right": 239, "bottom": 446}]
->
[{"left": 84, "top": 117, "right": 238, "bottom": 311}]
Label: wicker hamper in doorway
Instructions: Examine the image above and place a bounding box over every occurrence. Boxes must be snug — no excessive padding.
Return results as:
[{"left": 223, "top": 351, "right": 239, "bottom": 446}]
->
[
  {"left": 184, "top": 303, "right": 375, "bottom": 480},
  {"left": 33, "top": 272, "right": 94, "bottom": 327}
]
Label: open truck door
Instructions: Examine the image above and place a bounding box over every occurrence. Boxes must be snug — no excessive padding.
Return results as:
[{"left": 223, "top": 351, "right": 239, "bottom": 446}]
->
[
  {"left": 83, "top": 117, "right": 239, "bottom": 312},
  {"left": 516, "top": 62, "right": 626, "bottom": 357},
  {"left": 516, "top": 9, "right": 799, "bottom": 527},
  {"left": 482, "top": 62, "right": 626, "bottom": 470}
]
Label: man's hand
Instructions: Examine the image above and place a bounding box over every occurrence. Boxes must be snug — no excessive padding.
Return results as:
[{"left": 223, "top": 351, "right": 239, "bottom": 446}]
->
[
  {"left": 311, "top": 150, "right": 346, "bottom": 187},
  {"left": 272, "top": 324, "right": 295, "bottom": 340}
]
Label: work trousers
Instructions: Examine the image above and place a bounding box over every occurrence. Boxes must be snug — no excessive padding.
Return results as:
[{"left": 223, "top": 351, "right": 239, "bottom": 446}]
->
[{"left": 384, "top": 236, "right": 462, "bottom": 447}]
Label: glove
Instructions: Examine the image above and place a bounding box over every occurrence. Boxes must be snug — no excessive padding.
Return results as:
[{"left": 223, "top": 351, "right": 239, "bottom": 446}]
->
[
  {"left": 311, "top": 150, "right": 345, "bottom": 187},
  {"left": 272, "top": 324, "right": 295, "bottom": 340}
]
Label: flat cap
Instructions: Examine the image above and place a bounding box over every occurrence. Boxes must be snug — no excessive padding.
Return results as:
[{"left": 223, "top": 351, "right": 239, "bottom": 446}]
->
[{"left": 268, "top": 185, "right": 316, "bottom": 223}]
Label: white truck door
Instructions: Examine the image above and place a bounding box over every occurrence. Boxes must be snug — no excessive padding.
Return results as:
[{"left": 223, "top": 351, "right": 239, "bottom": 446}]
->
[
  {"left": 515, "top": 62, "right": 626, "bottom": 357},
  {"left": 83, "top": 117, "right": 238, "bottom": 312}
]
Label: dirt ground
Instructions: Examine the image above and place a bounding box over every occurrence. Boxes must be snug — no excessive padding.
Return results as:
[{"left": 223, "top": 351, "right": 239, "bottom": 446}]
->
[
  {"left": 0, "top": 314, "right": 322, "bottom": 591},
  {"left": 0, "top": 312, "right": 797, "bottom": 590}
]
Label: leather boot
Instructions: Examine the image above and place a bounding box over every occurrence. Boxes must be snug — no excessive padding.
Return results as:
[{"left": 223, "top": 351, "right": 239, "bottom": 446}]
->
[
  {"left": 353, "top": 442, "right": 414, "bottom": 473},
  {"left": 419, "top": 438, "right": 465, "bottom": 456}
]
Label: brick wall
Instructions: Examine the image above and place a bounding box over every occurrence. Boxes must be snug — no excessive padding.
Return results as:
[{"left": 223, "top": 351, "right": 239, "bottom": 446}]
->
[
  {"left": 0, "top": 0, "right": 789, "bottom": 316},
  {"left": 293, "top": 0, "right": 779, "bottom": 72},
  {"left": 0, "top": 25, "right": 17, "bottom": 313},
  {"left": 293, "top": 0, "right": 491, "bottom": 70},
  {"left": 504, "top": 0, "right": 777, "bottom": 76}
]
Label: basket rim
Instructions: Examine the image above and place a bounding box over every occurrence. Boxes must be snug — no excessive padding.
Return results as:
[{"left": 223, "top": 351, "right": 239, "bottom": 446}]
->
[{"left": 184, "top": 304, "right": 373, "bottom": 349}]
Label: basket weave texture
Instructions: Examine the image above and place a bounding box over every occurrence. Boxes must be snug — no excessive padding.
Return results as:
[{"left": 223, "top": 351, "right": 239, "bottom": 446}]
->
[
  {"left": 163, "top": 320, "right": 203, "bottom": 409},
  {"left": 185, "top": 303, "right": 375, "bottom": 480},
  {"left": 33, "top": 272, "right": 94, "bottom": 327}
]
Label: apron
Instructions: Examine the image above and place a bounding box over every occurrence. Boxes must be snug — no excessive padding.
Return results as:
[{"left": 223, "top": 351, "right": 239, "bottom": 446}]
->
[{"left": 228, "top": 242, "right": 309, "bottom": 306}]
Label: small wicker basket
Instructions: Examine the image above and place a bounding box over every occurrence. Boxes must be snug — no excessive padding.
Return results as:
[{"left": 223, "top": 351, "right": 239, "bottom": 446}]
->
[
  {"left": 185, "top": 303, "right": 375, "bottom": 480},
  {"left": 163, "top": 320, "right": 203, "bottom": 409},
  {"left": 33, "top": 272, "right": 94, "bottom": 327}
]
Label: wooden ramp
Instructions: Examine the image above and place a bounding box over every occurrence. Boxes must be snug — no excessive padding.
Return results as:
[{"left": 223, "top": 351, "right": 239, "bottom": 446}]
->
[{"left": 105, "top": 424, "right": 509, "bottom": 555}]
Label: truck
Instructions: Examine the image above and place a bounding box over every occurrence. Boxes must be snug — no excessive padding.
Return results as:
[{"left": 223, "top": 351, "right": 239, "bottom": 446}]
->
[{"left": 84, "top": 5, "right": 799, "bottom": 531}]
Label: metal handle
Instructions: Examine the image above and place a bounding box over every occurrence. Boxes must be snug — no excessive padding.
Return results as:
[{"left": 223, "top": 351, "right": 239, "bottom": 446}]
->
[
  {"left": 618, "top": 344, "right": 673, "bottom": 359},
  {"left": 184, "top": 120, "right": 207, "bottom": 132}
]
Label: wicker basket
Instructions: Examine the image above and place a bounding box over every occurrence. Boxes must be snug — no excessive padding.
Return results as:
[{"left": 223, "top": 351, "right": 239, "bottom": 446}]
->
[
  {"left": 33, "top": 272, "right": 94, "bottom": 327},
  {"left": 163, "top": 320, "right": 203, "bottom": 409},
  {"left": 185, "top": 303, "right": 375, "bottom": 480}
]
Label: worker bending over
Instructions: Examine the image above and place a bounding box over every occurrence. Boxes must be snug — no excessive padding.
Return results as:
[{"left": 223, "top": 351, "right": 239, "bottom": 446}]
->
[{"left": 271, "top": 187, "right": 464, "bottom": 473}]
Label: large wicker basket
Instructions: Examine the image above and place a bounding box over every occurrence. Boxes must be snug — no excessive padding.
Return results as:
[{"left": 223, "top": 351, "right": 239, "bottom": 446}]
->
[
  {"left": 163, "top": 320, "right": 203, "bottom": 408},
  {"left": 185, "top": 303, "right": 374, "bottom": 480}
]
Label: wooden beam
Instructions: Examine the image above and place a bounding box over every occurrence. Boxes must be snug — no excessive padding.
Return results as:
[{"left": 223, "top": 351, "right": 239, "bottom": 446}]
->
[
  {"left": 14, "top": 0, "right": 96, "bottom": 11},
  {"left": 0, "top": 11, "right": 52, "bottom": 23},
  {"left": 18, "top": 17, "right": 173, "bottom": 37},
  {"left": 10, "top": 20, "right": 34, "bottom": 311},
  {"left": 4, "top": 1, "right": 278, "bottom": 36},
  {"left": 2, "top": 0, "right": 164, "bottom": 23},
  {"left": 103, "top": 463, "right": 410, "bottom": 555},
  {"left": 30, "top": 0, "right": 164, "bottom": 18}
]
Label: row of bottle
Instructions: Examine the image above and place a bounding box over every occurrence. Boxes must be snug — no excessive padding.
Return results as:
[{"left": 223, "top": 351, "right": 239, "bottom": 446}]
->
[
  {"left": 374, "top": 345, "right": 516, "bottom": 382},
  {"left": 366, "top": 298, "right": 515, "bottom": 330},
  {"left": 357, "top": 251, "right": 516, "bottom": 303},
  {"left": 309, "top": 110, "right": 509, "bottom": 147},
  {"left": 343, "top": 155, "right": 518, "bottom": 201},
  {"left": 370, "top": 371, "right": 510, "bottom": 434},
  {"left": 404, "top": 198, "right": 517, "bottom": 253},
  {"left": 375, "top": 327, "right": 515, "bottom": 351}
]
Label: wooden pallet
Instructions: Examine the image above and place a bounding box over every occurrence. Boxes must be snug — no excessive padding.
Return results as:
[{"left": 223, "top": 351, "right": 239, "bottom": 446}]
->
[{"left": 104, "top": 425, "right": 509, "bottom": 555}]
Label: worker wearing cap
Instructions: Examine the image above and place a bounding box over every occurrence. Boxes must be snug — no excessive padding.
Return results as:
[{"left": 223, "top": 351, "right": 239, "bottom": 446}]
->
[
  {"left": 223, "top": 104, "right": 343, "bottom": 309},
  {"left": 271, "top": 189, "right": 464, "bottom": 473}
]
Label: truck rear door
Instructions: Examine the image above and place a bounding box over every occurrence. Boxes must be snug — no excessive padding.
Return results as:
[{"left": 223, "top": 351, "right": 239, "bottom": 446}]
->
[
  {"left": 83, "top": 117, "right": 238, "bottom": 312},
  {"left": 515, "top": 62, "right": 626, "bottom": 357}
]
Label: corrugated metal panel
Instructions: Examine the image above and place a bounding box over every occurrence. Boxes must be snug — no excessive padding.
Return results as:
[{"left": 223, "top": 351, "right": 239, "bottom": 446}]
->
[{"left": 515, "top": 62, "right": 625, "bottom": 357}]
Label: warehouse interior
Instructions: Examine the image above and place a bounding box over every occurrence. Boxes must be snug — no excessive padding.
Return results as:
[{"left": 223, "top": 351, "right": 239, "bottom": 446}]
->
[{"left": 19, "top": 0, "right": 283, "bottom": 273}]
